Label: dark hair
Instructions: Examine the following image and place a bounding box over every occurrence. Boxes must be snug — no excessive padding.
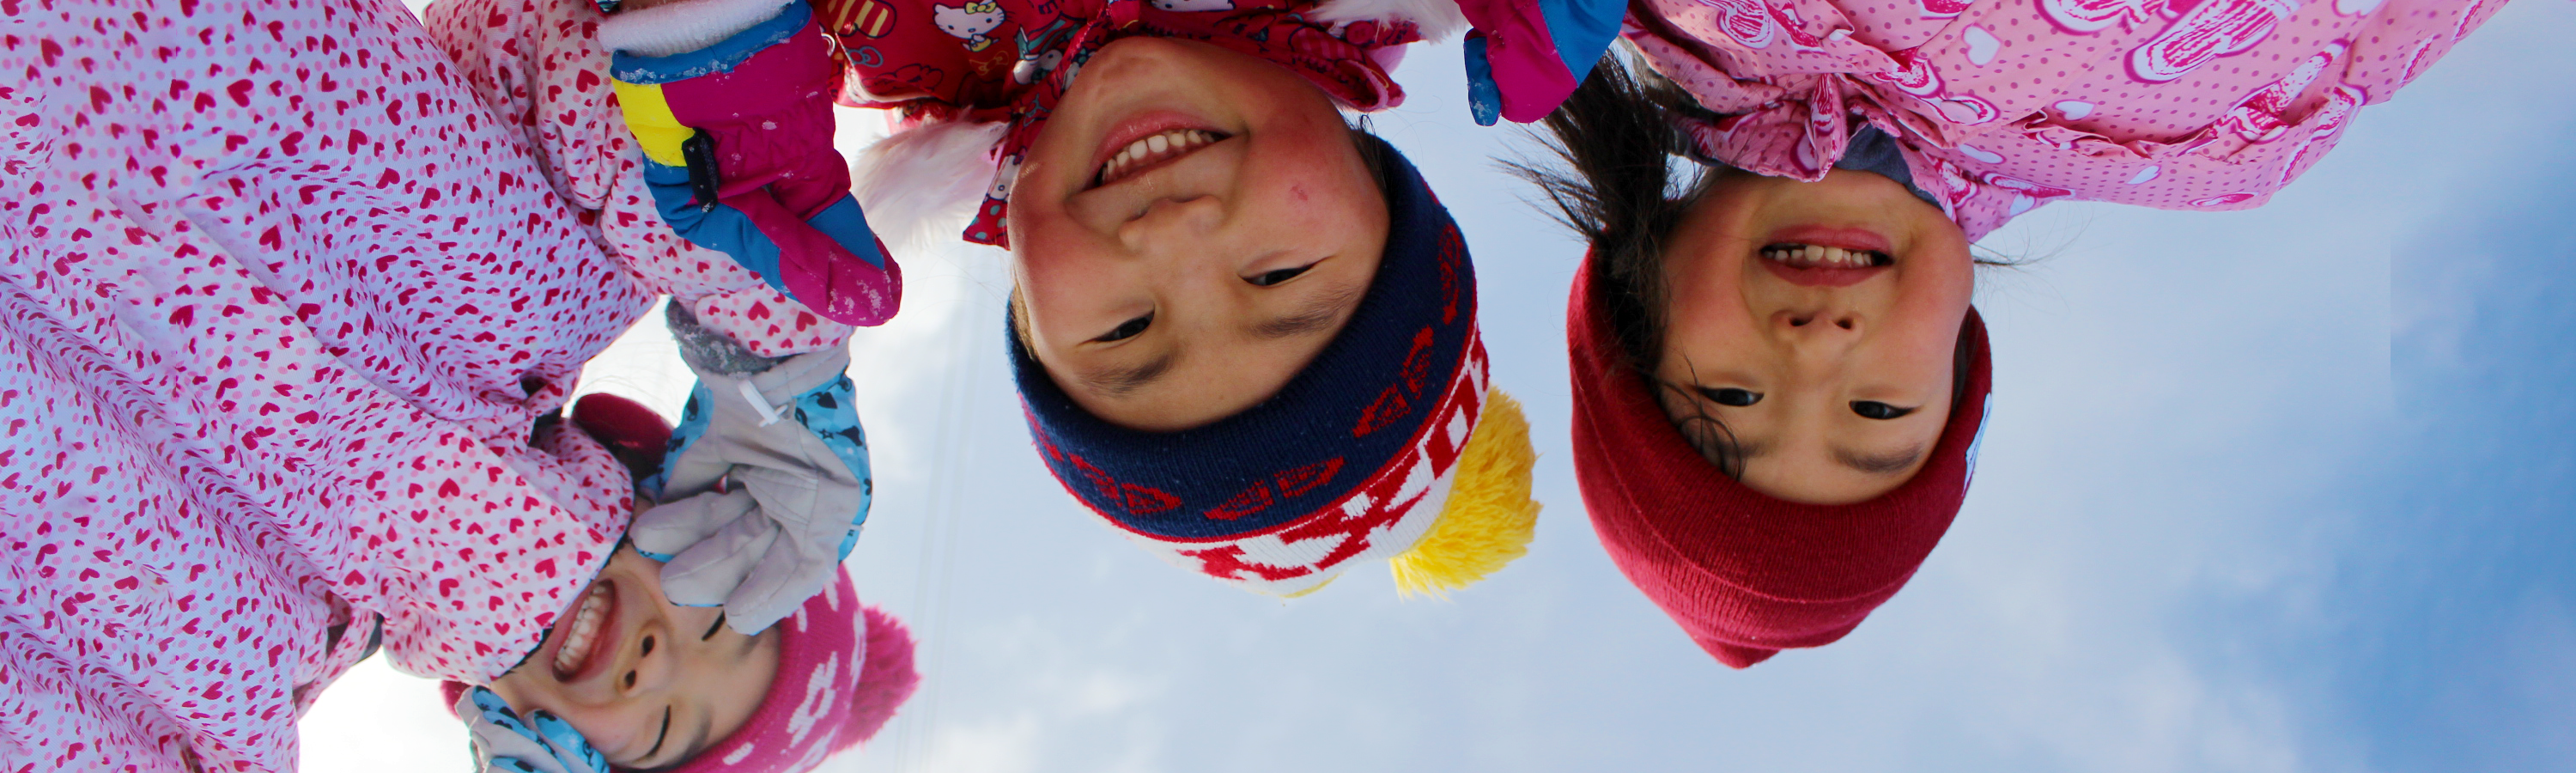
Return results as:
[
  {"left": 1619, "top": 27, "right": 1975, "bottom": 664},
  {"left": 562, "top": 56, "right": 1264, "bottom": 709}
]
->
[
  {"left": 1348, "top": 115, "right": 1390, "bottom": 194},
  {"left": 1501, "top": 55, "right": 1758, "bottom": 473},
  {"left": 1504, "top": 54, "right": 1980, "bottom": 478},
  {"left": 1503, "top": 56, "right": 1708, "bottom": 377}
]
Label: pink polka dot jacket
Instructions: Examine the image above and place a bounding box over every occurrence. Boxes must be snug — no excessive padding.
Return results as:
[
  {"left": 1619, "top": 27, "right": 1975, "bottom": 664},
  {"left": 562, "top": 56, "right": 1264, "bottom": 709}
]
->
[
  {"left": 1625, "top": 0, "right": 2507, "bottom": 240},
  {"left": 0, "top": 0, "right": 860, "bottom": 770}
]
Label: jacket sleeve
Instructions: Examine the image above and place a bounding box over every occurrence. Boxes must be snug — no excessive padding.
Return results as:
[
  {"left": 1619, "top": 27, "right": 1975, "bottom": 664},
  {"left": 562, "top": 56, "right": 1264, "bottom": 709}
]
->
[
  {"left": 1456, "top": 0, "right": 1625, "bottom": 125},
  {"left": 605, "top": 0, "right": 904, "bottom": 329},
  {"left": 422, "top": 0, "right": 866, "bottom": 357}
]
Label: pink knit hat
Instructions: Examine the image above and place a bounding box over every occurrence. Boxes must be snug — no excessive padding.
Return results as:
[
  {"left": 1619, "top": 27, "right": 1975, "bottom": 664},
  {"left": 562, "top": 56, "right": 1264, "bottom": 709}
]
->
[
  {"left": 440, "top": 572, "right": 918, "bottom": 771},
  {"left": 658, "top": 572, "right": 917, "bottom": 772}
]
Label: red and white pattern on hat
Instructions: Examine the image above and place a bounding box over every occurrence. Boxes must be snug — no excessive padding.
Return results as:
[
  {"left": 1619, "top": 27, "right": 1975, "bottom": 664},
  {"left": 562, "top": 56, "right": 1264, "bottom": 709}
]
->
[
  {"left": 1625, "top": 0, "right": 2504, "bottom": 240},
  {"left": 657, "top": 572, "right": 919, "bottom": 773},
  {"left": 1092, "top": 337, "right": 1492, "bottom": 597},
  {"left": 435, "top": 572, "right": 920, "bottom": 773},
  {"left": 0, "top": 0, "right": 858, "bottom": 769}
]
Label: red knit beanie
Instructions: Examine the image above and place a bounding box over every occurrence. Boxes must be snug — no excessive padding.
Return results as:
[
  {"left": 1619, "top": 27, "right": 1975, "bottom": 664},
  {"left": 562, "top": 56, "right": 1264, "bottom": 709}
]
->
[{"left": 1566, "top": 259, "right": 1991, "bottom": 668}]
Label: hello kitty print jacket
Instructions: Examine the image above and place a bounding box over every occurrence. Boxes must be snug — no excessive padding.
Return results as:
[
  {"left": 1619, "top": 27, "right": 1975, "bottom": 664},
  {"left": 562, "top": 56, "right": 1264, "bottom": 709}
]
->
[
  {"left": 0, "top": 0, "right": 854, "bottom": 769},
  {"left": 1627, "top": 0, "right": 2506, "bottom": 240}
]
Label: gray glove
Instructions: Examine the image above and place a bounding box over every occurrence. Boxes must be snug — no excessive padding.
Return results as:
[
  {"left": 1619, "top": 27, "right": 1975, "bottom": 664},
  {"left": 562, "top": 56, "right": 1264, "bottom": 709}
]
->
[{"left": 635, "top": 305, "right": 873, "bottom": 636}]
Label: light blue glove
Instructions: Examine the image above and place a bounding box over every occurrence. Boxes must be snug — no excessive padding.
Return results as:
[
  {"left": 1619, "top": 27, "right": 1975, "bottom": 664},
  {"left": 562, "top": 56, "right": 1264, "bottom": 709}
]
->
[
  {"left": 454, "top": 686, "right": 607, "bottom": 773},
  {"left": 632, "top": 304, "right": 872, "bottom": 636}
]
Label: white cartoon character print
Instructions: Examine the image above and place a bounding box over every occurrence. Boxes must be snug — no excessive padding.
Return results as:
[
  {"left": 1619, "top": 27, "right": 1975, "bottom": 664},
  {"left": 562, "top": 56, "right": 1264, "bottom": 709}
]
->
[
  {"left": 2127, "top": 0, "right": 2294, "bottom": 82},
  {"left": 2215, "top": 42, "right": 2346, "bottom": 143},
  {"left": 991, "top": 155, "right": 1022, "bottom": 202},
  {"left": 1695, "top": 0, "right": 1823, "bottom": 51},
  {"left": 1012, "top": 19, "right": 1073, "bottom": 84},
  {"left": 933, "top": 0, "right": 1005, "bottom": 52},
  {"left": 1151, "top": 0, "right": 1234, "bottom": 10}
]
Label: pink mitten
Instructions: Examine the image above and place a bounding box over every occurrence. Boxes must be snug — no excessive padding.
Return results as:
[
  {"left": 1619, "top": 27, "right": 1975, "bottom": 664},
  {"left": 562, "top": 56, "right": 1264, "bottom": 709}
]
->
[{"left": 607, "top": 0, "right": 902, "bottom": 326}]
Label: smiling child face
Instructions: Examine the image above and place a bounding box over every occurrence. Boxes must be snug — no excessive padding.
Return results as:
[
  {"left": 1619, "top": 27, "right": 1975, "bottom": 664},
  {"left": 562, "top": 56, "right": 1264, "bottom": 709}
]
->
[
  {"left": 1655, "top": 168, "right": 1975, "bottom": 505},
  {"left": 1006, "top": 36, "right": 1388, "bottom": 433},
  {"left": 489, "top": 545, "right": 780, "bottom": 769}
]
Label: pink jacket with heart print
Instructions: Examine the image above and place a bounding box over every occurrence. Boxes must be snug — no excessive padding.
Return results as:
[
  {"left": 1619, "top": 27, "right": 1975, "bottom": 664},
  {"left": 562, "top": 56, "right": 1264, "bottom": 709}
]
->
[
  {"left": 0, "top": 0, "right": 858, "bottom": 769},
  {"left": 1625, "top": 0, "right": 2506, "bottom": 240}
]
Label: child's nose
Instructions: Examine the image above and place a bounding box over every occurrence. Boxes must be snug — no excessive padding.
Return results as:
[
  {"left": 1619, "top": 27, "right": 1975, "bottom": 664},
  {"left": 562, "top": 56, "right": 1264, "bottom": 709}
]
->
[
  {"left": 616, "top": 629, "right": 677, "bottom": 697},
  {"left": 1772, "top": 307, "right": 1862, "bottom": 338},
  {"left": 1770, "top": 307, "right": 1865, "bottom": 363},
  {"left": 1118, "top": 193, "right": 1224, "bottom": 249}
]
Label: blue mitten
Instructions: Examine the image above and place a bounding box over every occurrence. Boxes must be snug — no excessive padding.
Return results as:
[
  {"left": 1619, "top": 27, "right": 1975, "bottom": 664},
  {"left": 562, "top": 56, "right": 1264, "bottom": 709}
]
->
[
  {"left": 455, "top": 686, "right": 608, "bottom": 773},
  {"left": 631, "top": 303, "right": 872, "bottom": 636}
]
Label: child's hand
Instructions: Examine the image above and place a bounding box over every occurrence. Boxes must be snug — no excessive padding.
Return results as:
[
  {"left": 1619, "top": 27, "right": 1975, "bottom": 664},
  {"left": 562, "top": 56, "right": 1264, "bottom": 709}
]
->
[
  {"left": 634, "top": 306, "right": 872, "bottom": 636},
  {"left": 455, "top": 686, "right": 608, "bottom": 773},
  {"left": 605, "top": 0, "right": 902, "bottom": 327}
]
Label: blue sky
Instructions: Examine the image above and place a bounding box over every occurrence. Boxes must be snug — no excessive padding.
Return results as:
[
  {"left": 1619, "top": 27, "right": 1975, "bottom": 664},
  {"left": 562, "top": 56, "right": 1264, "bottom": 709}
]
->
[
  {"left": 312, "top": 1, "right": 2576, "bottom": 770},
  {"left": 2279, "top": 76, "right": 2576, "bottom": 770}
]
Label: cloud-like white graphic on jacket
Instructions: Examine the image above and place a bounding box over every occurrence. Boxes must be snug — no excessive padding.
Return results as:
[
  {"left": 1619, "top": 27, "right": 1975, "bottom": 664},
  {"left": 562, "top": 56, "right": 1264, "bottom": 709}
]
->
[
  {"left": 990, "top": 156, "right": 1021, "bottom": 202},
  {"left": 1984, "top": 173, "right": 2074, "bottom": 215},
  {"left": 1962, "top": 26, "right": 2000, "bottom": 64}
]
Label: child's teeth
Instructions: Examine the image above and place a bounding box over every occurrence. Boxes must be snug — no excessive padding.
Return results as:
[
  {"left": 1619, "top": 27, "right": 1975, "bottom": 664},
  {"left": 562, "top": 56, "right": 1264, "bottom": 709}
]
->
[
  {"left": 552, "top": 586, "right": 609, "bottom": 676},
  {"left": 1098, "top": 130, "right": 1222, "bottom": 186},
  {"left": 1762, "top": 244, "right": 1882, "bottom": 267}
]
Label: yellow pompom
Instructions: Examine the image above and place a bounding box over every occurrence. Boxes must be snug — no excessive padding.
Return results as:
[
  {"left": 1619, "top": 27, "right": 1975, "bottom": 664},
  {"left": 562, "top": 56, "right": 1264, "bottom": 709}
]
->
[{"left": 1389, "top": 388, "right": 1540, "bottom": 599}]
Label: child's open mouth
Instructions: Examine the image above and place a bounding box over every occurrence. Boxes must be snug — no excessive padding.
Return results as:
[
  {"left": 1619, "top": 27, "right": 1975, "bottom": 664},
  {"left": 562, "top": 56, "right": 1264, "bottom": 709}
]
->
[
  {"left": 1091, "top": 125, "right": 1230, "bottom": 189},
  {"left": 550, "top": 581, "right": 620, "bottom": 683},
  {"left": 1759, "top": 243, "right": 1894, "bottom": 287},
  {"left": 1759, "top": 223, "right": 1896, "bottom": 287}
]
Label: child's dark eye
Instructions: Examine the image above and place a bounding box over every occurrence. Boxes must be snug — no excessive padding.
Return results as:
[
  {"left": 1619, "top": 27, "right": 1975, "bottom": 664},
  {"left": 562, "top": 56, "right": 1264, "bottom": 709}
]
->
[
  {"left": 1699, "top": 387, "right": 1762, "bottom": 406},
  {"left": 1850, "top": 401, "right": 1916, "bottom": 420},
  {"left": 1246, "top": 265, "right": 1311, "bottom": 286},
  {"left": 1095, "top": 313, "right": 1152, "bottom": 343}
]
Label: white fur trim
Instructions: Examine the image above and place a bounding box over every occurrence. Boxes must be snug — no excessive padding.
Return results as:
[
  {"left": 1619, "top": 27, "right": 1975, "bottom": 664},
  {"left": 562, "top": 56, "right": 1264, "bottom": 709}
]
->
[
  {"left": 850, "top": 119, "right": 1010, "bottom": 255},
  {"left": 599, "top": 0, "right": 796, "bottom": 58},
  {"left": 1310, "top": 0, "right": 1468, "bottom": 42}
]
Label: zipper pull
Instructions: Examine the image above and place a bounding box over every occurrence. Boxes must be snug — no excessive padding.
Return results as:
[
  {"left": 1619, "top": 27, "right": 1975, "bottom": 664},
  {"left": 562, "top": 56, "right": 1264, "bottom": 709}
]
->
[{"left": 682, "top": 130, "right": 722, "bottom": 213}]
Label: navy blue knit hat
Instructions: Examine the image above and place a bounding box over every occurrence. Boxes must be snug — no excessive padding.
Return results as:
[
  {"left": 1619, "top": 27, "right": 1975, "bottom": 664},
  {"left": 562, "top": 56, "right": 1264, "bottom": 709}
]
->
[{"left": 1010, "top": 137, "right": 1539, "bottom": 597}]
